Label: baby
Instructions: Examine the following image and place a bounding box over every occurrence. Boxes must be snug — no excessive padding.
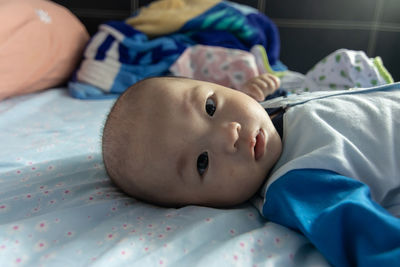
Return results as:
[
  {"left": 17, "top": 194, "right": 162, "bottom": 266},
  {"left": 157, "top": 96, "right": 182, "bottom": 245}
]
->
[
  {"left": 102, "top": 74, "right": 282, "bottom": 207},
  {"left": 102, "top": 75, "right": 400, "bottom": 266}
]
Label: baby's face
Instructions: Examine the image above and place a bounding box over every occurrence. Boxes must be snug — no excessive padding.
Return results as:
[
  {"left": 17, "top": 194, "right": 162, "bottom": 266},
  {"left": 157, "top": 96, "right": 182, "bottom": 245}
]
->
[{"left": 129, "top": 78, "right": 282, "bottom": 207}]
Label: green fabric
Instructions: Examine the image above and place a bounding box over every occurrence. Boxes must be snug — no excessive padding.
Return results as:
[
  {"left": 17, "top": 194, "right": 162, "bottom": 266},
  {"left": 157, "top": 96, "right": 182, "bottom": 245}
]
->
[{"left": 373, "top": 56, "right": 394, "bottom": 84}]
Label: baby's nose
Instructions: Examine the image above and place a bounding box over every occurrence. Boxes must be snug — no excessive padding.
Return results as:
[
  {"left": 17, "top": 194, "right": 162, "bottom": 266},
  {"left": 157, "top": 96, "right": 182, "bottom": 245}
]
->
[{"left": 217, "top": 122, "right": 241, "bottom": 153}]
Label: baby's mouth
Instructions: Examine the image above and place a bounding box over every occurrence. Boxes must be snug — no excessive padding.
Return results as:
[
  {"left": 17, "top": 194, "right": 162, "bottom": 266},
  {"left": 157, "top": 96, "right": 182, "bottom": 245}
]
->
[{"left": 254, "top": 129, "right": 266, "bottom": 161}]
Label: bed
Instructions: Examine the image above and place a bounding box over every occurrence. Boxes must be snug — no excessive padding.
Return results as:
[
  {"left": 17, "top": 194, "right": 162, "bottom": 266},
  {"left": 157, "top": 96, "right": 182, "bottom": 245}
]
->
[
  {"left": 0, "top": 89, "right": 329, "bottom": 265},
  {"left": 1, "top": 0, "right": 398, "bottom": 266}
]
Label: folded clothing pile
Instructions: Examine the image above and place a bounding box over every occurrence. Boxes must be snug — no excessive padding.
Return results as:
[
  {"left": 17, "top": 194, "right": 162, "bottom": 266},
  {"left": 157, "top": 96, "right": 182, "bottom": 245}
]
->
[{"left": 68, "top": 0, "right": 282, "bottom": 99}]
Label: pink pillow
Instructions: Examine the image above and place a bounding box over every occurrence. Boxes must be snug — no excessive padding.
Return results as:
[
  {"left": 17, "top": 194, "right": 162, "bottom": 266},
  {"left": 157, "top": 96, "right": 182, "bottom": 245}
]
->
[{"left": 0, "top": 0, "right": 89, "bottom": 100}]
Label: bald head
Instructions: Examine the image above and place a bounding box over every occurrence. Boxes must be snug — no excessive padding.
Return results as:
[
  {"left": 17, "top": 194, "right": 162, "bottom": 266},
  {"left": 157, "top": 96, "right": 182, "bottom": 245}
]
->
[
  {"left": 103, "top": 78, "right": 158, "bottom": 202},
  {"left": 102, "top": 77, "right": 192, "bottom": 207}
]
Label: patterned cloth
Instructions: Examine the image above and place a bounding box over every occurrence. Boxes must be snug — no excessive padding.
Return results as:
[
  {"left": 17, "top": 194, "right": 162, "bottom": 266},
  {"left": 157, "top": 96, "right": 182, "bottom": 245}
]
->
[
  {"left": 306, "top": 49, "right": 393, "bottom": 89},
  {"left": 68, "top": 1, "right": 281, "bottom": 99},
  {"left": 0, "top": 88, "right": 329, "bottom": 266},
  {"left": 170, "top": 45, "right": 287, "bottom": 91},
  {"left": 282, "top": 49, "right": 393, "bottom": 94},
  {"left": 170, "top": 45, "right": 261, "bottom": 90}
]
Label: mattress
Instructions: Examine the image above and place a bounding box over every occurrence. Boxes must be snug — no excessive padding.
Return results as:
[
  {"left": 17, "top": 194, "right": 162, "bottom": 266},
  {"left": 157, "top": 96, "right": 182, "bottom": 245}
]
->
[{"left": 0, "top": 87, "right": 329, "bottom": 266}]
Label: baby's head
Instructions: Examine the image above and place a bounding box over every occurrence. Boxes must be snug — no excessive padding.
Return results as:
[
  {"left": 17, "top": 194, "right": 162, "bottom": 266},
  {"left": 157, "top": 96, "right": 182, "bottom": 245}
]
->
[{"left": 102, "top": 77, "right": 282, "bottom": 207}]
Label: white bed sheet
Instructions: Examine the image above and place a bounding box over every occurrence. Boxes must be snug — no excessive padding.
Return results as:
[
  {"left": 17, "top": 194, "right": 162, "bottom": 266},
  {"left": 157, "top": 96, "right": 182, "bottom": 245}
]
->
[{"left": 0, "top": 88, "right": 329, "bottom": 266}]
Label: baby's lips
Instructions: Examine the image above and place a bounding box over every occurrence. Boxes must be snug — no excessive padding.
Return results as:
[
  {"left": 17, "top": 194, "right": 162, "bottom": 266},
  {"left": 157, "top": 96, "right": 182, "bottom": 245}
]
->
[{"left": 254, "top": 129, "right": 266, "bottom": 161}]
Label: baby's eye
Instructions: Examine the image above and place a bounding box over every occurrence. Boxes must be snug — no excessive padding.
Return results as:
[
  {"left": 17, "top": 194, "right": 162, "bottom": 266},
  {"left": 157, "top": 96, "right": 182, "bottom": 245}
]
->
[
  {"left": 197, "top": 152, "right": 208, "bottom": 176},
  {"left": 205, "top": 97, "right": 216, "bottom": 117}
]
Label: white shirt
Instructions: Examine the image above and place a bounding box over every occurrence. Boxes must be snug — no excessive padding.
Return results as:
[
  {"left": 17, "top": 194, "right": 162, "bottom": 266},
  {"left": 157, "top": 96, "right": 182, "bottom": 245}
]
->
[{"left": 259, "top": 83, "right": 400, "bottom": 216}]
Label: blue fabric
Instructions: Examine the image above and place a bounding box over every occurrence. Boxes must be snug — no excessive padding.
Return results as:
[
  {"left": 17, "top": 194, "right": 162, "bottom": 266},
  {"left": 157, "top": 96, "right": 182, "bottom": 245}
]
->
[
  {"left": 179, "top": 2, "right": 280, "bottom": 63},
  {"left": 68, "top": 80, "right": 121, "bottom": 100},
  {"left": 95, "top": 35, "right": 115, "bottom": 60},
  {"left": 263, "top": 169, "right": 400, "bottom": 267},
  {"left": 68, "top": 22, "right": 189, "bottom": 98},
  {"left": 69, "top": 2, "right": 282, "bottom": 99}
]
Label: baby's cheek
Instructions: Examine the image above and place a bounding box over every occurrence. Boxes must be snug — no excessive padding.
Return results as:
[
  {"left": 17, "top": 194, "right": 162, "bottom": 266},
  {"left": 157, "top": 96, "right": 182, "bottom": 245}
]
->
[{"left": 228, "top": 167, "right": 238, "bottom": 177}]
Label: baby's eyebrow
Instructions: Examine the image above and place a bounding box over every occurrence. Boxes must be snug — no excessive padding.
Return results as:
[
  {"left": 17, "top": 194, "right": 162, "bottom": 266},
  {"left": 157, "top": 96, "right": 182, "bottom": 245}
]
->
[
  {"left": 176, "top": 151, "right": 187, "bottom": 182},
  {"left": 175, "top": 85, "right": 203, "bottom": 182},
  {"left": 181, "top": 87, "right": 197, "bottom": 115}
]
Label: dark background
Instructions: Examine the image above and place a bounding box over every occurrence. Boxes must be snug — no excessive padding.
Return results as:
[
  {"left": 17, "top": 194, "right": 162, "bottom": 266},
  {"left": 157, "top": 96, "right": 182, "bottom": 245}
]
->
[{"left": 53, "top": 0, "right": 400, "bottom": 81}]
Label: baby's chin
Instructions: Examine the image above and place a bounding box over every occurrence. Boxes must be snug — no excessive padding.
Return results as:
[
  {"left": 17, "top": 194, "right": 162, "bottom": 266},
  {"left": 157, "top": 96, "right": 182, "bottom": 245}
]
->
[
  {"left": 201, "top": 188, "right": 262, "bottom": 208},
  {"left": 202, "top": 196, "right": 254, "bottom": 208},
  {"left": 151, "top": 186, "right": 260, "bottom": 208}
]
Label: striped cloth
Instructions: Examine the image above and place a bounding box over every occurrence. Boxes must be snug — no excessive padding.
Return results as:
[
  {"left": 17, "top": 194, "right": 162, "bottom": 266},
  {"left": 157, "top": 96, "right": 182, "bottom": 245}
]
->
[{"left": 68, "top": 1, "right": 281, "bottom": 99}]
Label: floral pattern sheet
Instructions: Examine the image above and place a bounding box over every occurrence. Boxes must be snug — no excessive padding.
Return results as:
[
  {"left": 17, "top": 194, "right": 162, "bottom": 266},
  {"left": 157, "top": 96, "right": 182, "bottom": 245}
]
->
[{"left": 0, "top": 88, "right": 329, "bottom": 266}]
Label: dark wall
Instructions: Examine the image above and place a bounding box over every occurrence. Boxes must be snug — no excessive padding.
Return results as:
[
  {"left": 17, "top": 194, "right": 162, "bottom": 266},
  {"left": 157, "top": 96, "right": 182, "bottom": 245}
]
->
[
  {"left": 52, "top": 0, "right": 400, "bottom": 81},
  {"left": 263, "top": 0, "right": 400, "bottom": 81}
]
